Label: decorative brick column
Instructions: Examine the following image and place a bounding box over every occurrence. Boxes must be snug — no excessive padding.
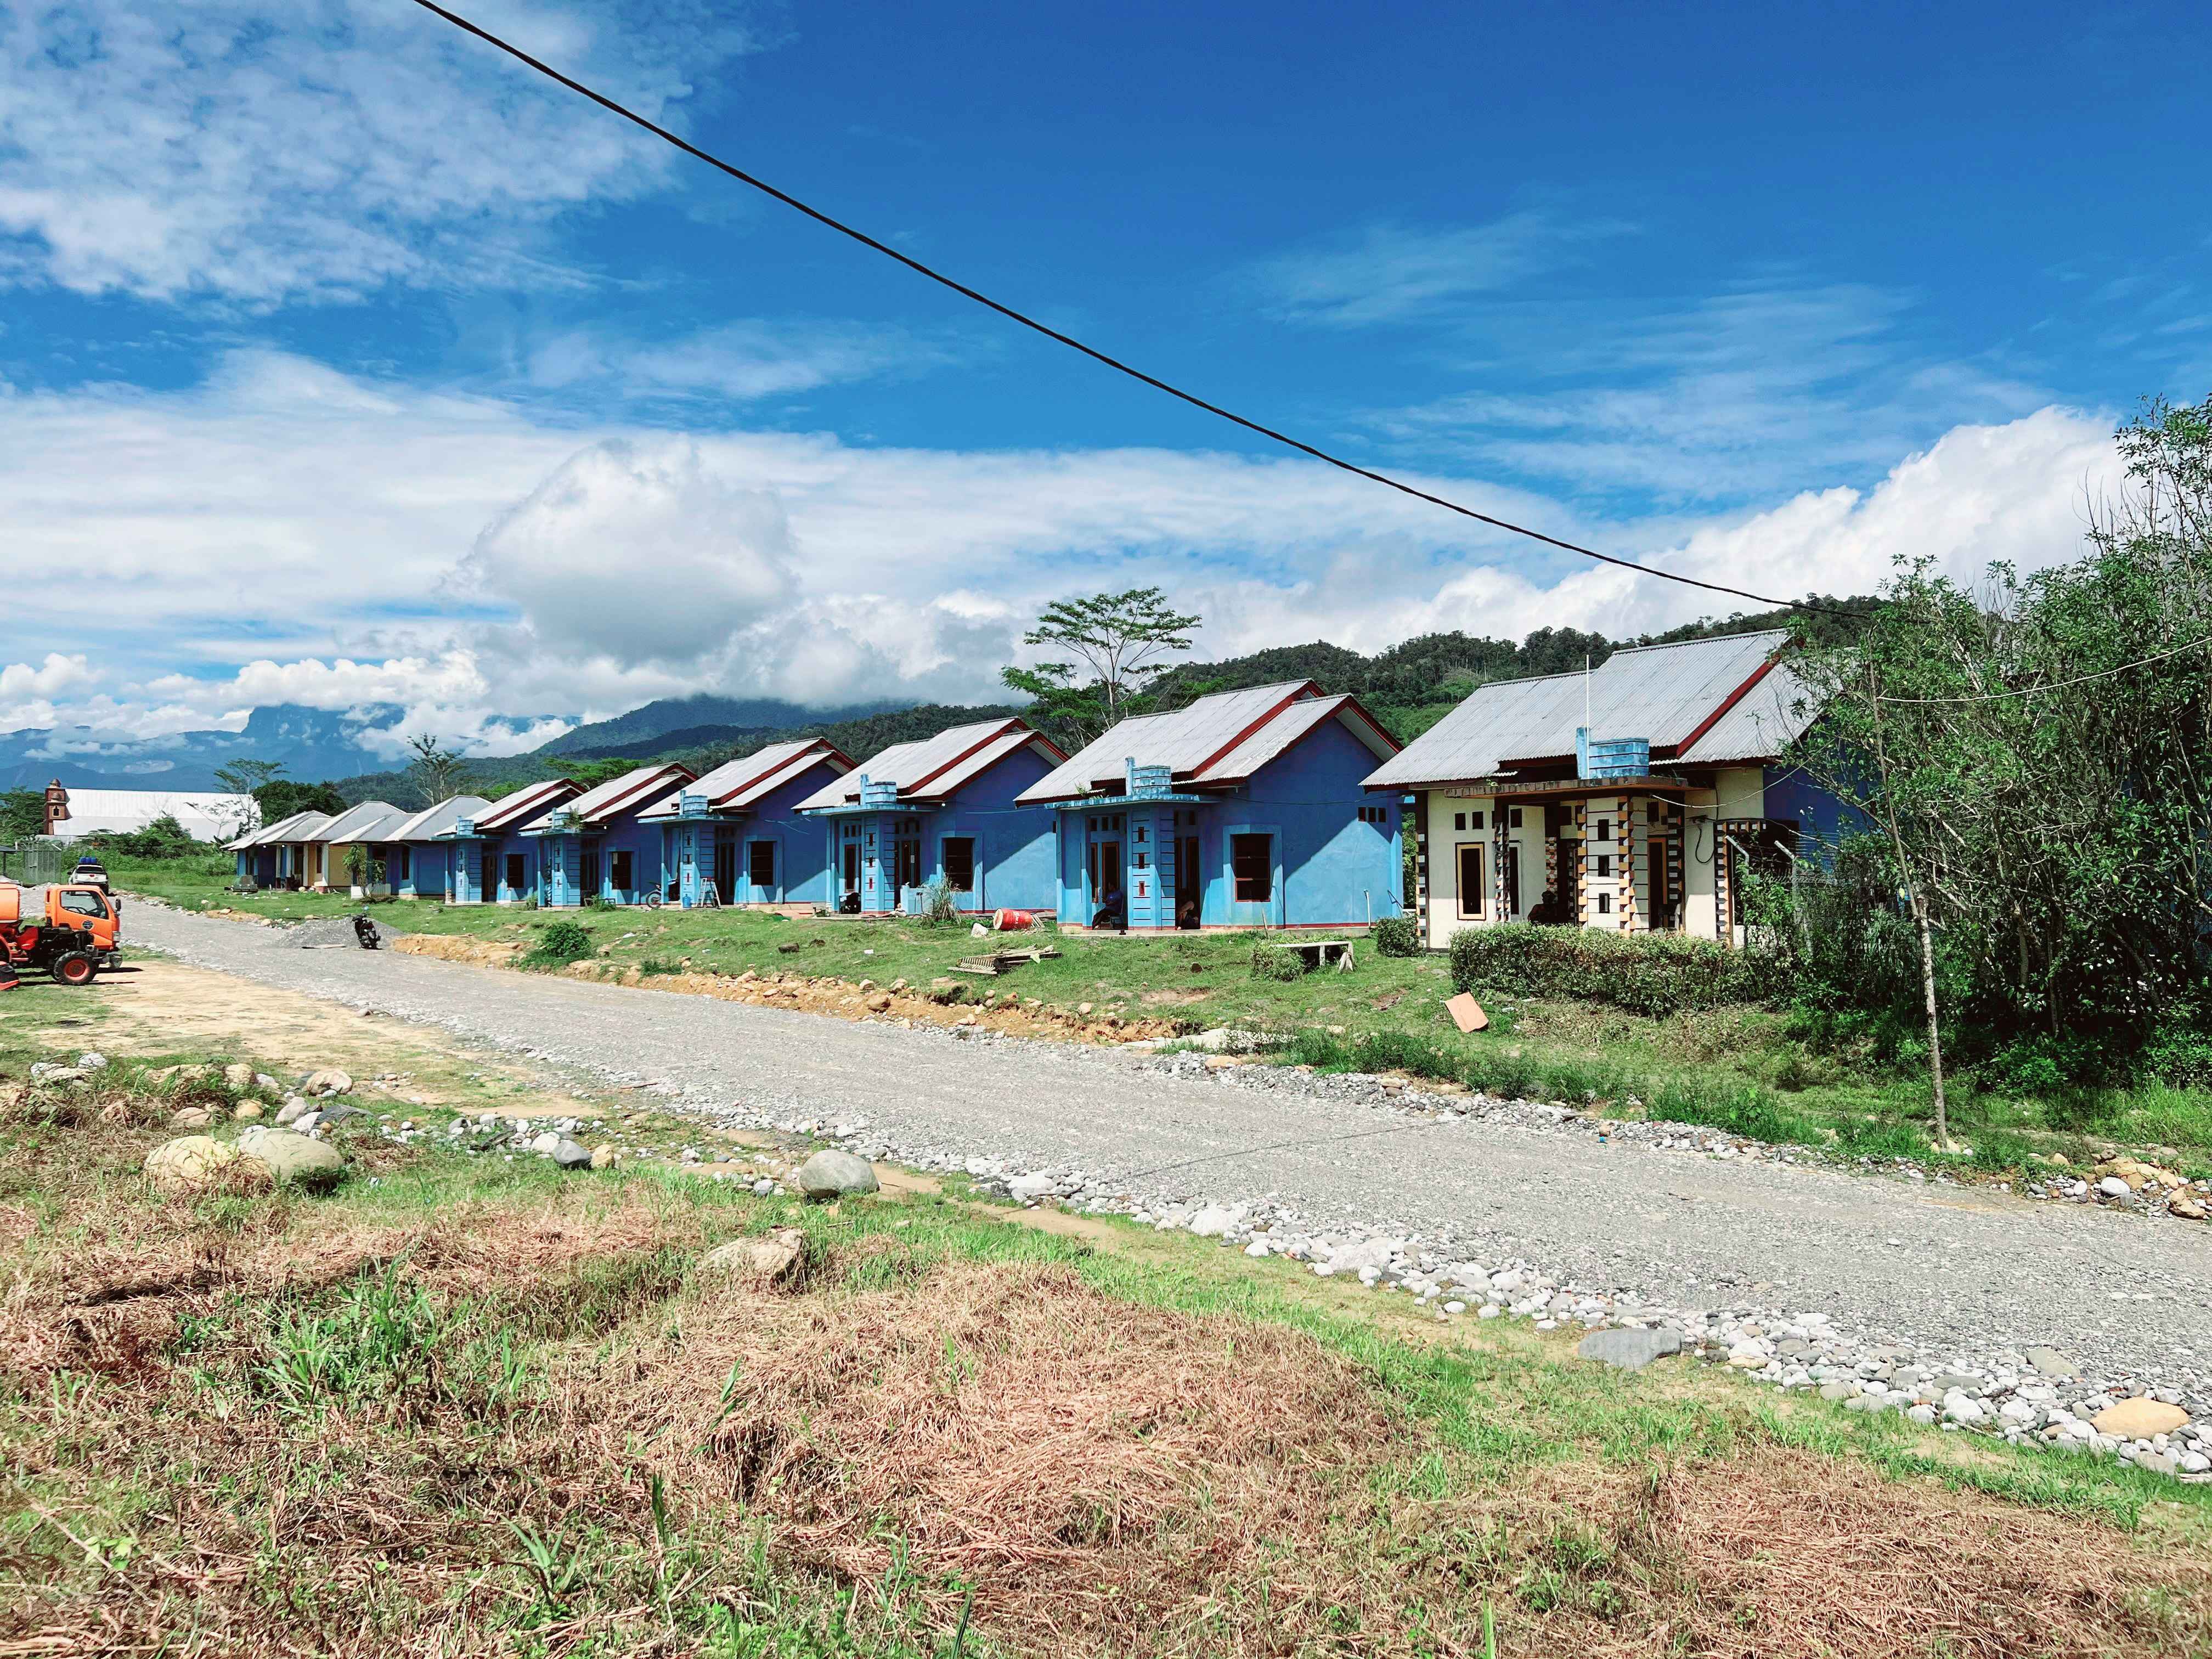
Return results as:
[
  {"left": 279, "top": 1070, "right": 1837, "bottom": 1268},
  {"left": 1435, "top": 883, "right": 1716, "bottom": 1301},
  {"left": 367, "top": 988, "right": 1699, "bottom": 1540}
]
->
[
  {"left": 1493, "top": 807, "right": 1509, "bottom": 920},
  {"left": 1617, "top": 794, "right": 1638, "bottom": 933}
]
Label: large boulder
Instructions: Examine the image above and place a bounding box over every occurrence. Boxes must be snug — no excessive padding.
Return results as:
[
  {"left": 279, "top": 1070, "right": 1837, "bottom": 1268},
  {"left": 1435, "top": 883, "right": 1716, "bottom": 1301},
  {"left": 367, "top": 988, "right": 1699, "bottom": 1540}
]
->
[
  {"left": 146, "top": 1136, "right": 268, "bottom": 1197},
  {"left": 238, "top": 1127, "right": 348, "bottom": 1190},
  {"left": 1578, "top": 1328, "right": 1683, "bottom": 1371},
  {"left": 698, "top": 1227, "right": 805, "bottom": 1286},
  {"left": 2091, "top": 1397, "right": 2190, "bottom": 1439},
  {"left": 301, "top": 1069, "right": 353, "bottom": 1098},
  {"left": 793, "top": 1149, "right": 880, "bottom": 1201}
]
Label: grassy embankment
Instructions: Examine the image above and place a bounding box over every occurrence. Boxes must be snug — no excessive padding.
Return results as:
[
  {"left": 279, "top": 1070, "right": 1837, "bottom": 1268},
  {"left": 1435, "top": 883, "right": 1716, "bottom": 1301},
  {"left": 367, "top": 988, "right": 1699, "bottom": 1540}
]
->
[
  {"left": 4, "top": 999, "right": 2210, "bottom": 1657},
  {"left": 110, "top": 851, "right": 2212, "bottom": 1178}
]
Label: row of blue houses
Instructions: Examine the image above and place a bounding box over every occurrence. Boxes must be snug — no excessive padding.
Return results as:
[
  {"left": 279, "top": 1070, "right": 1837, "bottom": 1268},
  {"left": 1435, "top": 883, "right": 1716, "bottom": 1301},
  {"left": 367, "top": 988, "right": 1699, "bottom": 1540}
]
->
[{"left": 227, "top": 636, "right": 1830, "bottom": 941}]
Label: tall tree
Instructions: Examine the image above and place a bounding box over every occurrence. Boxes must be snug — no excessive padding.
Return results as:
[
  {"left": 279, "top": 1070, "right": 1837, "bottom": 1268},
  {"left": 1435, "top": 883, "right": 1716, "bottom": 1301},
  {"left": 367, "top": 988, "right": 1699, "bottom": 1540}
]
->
[
  {"left": 1015, "top": 588, "right": 1201, "bottom": 730},
  {"left": 212, "top": 759, "right": 284, "bottom": 840},
  {"left": 404, "top": 735, "right": 468, "bottom": 808}
]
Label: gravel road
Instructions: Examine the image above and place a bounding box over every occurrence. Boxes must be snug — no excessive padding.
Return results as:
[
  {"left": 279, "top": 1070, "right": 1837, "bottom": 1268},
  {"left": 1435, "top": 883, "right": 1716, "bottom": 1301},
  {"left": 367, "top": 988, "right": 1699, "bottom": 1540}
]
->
[{"left": 127, "top": 902, "right": 2210, "bottom": 1388}]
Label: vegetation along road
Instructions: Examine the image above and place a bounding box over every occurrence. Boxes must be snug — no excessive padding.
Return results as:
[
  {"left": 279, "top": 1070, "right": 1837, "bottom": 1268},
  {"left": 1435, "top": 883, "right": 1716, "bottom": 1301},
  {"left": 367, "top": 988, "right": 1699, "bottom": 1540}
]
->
[{"left": 125, "top": 901, "right": 2211, "bottom": 1404}]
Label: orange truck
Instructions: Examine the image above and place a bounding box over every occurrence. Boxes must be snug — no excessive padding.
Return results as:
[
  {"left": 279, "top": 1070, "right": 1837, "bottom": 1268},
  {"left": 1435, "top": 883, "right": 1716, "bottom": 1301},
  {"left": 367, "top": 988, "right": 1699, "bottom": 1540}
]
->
[{"left": 0, "top": 881, "right": 123, "bottom": 986}]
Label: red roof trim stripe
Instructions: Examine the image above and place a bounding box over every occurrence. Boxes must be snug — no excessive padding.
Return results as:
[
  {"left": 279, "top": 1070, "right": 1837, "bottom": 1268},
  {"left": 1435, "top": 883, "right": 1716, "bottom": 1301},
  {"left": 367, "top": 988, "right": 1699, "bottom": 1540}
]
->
[
  {"left": 1672, "top": 656, "right": 1779, "bottom": 761},
  {"left": 1186, "top": 680, "right": 1320, "bottom": 781},
  {"left": 905, "top": 719, "right": 1027, "bottom": 797}
]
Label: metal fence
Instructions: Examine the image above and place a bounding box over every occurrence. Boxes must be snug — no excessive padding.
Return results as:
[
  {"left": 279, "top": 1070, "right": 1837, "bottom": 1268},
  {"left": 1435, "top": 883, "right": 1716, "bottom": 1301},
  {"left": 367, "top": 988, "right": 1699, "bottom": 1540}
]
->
[{"left": 0, "top": 839, "right": 81, "bottom": 885}]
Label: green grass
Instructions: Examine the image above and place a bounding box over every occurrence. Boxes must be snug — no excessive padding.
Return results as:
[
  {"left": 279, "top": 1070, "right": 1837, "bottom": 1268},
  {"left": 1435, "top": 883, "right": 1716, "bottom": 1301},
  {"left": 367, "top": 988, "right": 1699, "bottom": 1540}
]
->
[{"left": 111, "top": 851, "right": 2212, "bottom": 1175}]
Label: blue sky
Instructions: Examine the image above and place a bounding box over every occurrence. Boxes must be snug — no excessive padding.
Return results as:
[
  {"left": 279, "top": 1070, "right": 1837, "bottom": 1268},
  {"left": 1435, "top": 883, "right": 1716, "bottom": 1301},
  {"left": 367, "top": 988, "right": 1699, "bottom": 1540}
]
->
[{"left": 4, "top": 0, "right": 2206, "bottom": 757}]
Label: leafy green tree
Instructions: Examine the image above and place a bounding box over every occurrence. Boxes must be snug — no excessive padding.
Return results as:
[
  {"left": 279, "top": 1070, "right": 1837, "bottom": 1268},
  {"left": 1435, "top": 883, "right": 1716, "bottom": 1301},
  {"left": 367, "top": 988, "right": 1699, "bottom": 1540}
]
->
[
  {"left": 254, "top": 779, "right": 346, "bottom": 820},
  {"left": 1009, "top": 588, "right": 1201, "bottom": 737},
  {"left": 0, "top": 788, "right": 47, "bottom": 843}
]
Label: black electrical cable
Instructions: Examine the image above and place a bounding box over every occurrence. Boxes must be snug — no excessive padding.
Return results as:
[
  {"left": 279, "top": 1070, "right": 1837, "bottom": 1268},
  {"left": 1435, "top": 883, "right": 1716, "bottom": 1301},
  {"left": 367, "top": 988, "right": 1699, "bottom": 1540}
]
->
[{"left": 409, "top": 0, "right": 1859, "bottom": 620}]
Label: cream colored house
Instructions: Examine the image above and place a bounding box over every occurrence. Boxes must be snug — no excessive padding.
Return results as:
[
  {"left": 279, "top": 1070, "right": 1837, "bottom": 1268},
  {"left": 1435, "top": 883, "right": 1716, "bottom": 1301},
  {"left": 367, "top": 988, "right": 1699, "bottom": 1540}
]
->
[{"left": 1362, "top": 631, "right": 1833, "bottom": 949}]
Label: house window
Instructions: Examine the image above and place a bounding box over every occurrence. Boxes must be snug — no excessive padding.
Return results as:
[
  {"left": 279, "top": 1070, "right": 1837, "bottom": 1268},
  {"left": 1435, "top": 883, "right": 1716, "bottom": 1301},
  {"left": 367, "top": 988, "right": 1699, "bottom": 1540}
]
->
[
  {"left": 1595, "top": 854, "right": 1612, "bottom": 878},
  {"left": 1597, "top": 892, "right": 1612, "bottom": 915},
  {"left": 1455, "top": 844, "right": 1485, "bottom": 921},
  {"left": 1454, "top": 812, "right": 1466, "bottom": 832},
  {"left": 941, "top": 836, "right": 976, "bottom": 893},
  {"left": 748, "top": 840, "right": 776, "bottom": 891},
  {"left": 1509, "top": 808, "right": 1523, "bottom": 828},
  {"left": 1357, "top": 805, "right": 1389, "bottom": 825},
  {"left": 1231, "top": 834, "right": 1273, "bottom": 904},
  {"left": 610, "top": 849, "right": 635, "bottom": 894},
  {"left": 1596, "top": 818, "right": 1611, "bottom": 841}
]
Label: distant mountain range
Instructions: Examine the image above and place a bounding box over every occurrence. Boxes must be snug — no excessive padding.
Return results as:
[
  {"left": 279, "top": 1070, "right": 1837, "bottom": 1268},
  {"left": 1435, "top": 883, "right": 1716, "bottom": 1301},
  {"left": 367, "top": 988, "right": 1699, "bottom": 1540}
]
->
[
  {"left": 0, "top": 704, "right": 417, "bottom": 792},
  {"left": 6, "top": 597, "right": 1877, "bottom": 804}
]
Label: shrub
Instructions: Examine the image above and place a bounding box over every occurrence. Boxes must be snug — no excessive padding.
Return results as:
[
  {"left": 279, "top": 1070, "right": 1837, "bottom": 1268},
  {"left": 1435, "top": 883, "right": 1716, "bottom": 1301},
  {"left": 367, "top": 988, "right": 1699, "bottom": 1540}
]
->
[
  {"left": 637, "top": 957, "right": 679, "bottom": 977},
  {"left": 920, "top": 877, "right": 960, "bottom": 926},
  {"left": 1447, "top": 923, "right": 1774, "bottom": 1017},
  {"left": 524, "top": 919, "right": 594, "bottom": 967},
  {"left": 1371, "top": 915, "right": 1421, "bottom": 957},
  {"left": 1249, "top": 938, "right": 1306, "bottom": 981}
]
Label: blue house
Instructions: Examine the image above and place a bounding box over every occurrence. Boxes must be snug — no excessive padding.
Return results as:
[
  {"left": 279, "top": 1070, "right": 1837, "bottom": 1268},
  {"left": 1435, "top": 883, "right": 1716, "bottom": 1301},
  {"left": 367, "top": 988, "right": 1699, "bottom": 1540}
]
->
[
  {"left": 1018, "top": 681, "right": 1404, "bottom": 933},
  {"left": 376, "top": 795, "right": 492, "bottom": 900},
  {"left": 796, "top": 718, "right": 1068, "bottom": 915},
  {"left": 225, "top": 809, "right": 329, "bottom": 888},
  {"left": 517, "top": 764, "right": 696, "bottom": 907},
  {"left": 435, "top": 777, "right": 580, "bottom": 905},
  {"left": 636, "top": 738, "right": 856, "bottom": 909}
]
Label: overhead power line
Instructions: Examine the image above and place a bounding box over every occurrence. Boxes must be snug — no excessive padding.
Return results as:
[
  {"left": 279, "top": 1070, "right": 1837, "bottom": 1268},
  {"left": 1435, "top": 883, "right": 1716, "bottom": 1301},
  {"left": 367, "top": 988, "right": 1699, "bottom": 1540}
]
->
[
  {"left": 410, "top": 0, "right": 1859, "bottom": 620},
  {"left": 1878, "top": 630, "right": 2212, "bottom": 703}
]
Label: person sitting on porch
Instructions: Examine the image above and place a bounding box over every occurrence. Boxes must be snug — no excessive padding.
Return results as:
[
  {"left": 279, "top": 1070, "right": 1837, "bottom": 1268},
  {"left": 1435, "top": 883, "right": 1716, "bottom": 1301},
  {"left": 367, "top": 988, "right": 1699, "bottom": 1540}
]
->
[
  {"left": 1176, "top": 893, "right": 1200, "bottom": 930},
  {"left": 1525, "top": 887, "right": 1572, "bottom": 926},
  {"left": 1091, "top": 882, "right": 1127, "bottom": 932}
]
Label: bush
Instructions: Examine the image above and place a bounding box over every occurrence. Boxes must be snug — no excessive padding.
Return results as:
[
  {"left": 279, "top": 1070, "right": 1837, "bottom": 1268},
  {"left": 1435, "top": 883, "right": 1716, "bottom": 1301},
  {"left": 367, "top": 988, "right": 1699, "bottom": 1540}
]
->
[
  {"left": 1371, "top": 915, "right": 1421, "bottom": 957},
  {"left": 920, "top": 877, "right": 960, "bottom": 926},
  {"left": 1447, "top": 923, "right": 1773, "bottom": 1017},
  {"left": 1249, "top": 938, "right": 1306, "bottom": 981},
  {"left": 524, "top": 919, "right": 594, "bottom": 967}
]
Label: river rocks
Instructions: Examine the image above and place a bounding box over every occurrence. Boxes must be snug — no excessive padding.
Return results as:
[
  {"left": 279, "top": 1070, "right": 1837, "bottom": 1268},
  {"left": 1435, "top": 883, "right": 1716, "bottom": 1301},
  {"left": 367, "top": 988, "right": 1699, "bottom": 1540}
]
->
[
  {"left": 794, "top": 1149, "right": 879, "bottom": 1200},
  {"left": 237, "top": 1127, "right": 347, "bottom": 1189},
  {"left": 2027, "top": 1346, "right": 2080, "bottom": 1379},
  {"left": 1578, "top": 1328, "right": 1683, "bottom": 1371},
  {"left": 275, "top": 1098, "right": 311, "bottom": 1125},
  {"left": 2092, "top": 1397, "right": 2190, "bottom": 1438},
  {"left": 1188, "top": 1205, "right": 1242, "bottom": 1238},
  {"left": 590, "top": 1144, "right": 618, "bottom": 1170},
  {"left": 301, "top": 1069, "right": 353, "bottom": 1098},
  {"left": 170, "top": 1106, "right": 217, "bottom": 1130},
  {"left": 146, "top": 1136, "right": 263, "bottom": 1195},
  {"left": 699, "top": 1228, "right": 805, "bottom": 1286},
  {"left": 77, "top": 1052, "right": 108, "bottom": 1071},
  {"left": 1007, "top": 1171, "right": 1059, "bottom": 1203},
  {"left": 548, "top": 1138, "right": 594, "bottom": 1170},
  {"left": 223, "top": 1063, "right": 255, "bottom": 1088},
  {"left": 2174, "top": 1194, "right": 2208, "bottom": 1221},
  {"left": 233, "top": 1102, "right": 264, "bottom": 1122}
]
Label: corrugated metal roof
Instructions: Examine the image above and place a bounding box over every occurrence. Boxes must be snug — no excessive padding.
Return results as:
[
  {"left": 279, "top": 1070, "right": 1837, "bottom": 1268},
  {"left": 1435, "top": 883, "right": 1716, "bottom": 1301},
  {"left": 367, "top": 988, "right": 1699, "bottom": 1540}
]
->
[
  {"left": 229, "top": 809, "right": 325, "bottom": 850},
  {"left": 638, "top": 740, "right": 850, "bottom": 820},
  {"left": 383, "top": 795, "right": 494, "bottom": 844},
  {"left": 306, "top": 802, "right": 405, "bottom": 844},
  {"left": 1365, "top": 631, "right": 1797, "bottom": 789},
  {"left": 470, "top": 777, "right": 580, "bottom": 834},
  {"left": 523, "top": 763, "right": 693, "bottom": 833},
  {"left": 1017, "top": 682, "right": 1321, "bottom": 803},
  {"left": 798, "top": 719, "right": 1059, "bottom": 811},
  {"left": 1672, "top": 661, "right": 1822, "bottom": 764},
  {"left": 1197, "top": 693, "right": 1400, "bottom": 784}
]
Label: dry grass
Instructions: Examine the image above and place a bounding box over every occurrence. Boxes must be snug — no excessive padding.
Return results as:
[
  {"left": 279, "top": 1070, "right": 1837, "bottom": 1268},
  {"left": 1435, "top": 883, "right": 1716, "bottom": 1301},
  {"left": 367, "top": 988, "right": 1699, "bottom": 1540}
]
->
[
  {"left": 4, "top": 1074, "right": 2212, "bottom": 1658},
  {"left": 602, "top": 1257, "right": 1405, "bottom": 1648}
]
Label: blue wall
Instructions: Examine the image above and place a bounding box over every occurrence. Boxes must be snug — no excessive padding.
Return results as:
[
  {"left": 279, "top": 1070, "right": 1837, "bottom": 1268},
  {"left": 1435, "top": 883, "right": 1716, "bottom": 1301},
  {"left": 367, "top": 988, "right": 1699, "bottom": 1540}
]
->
[
  {"left": 1054, "top": 718, "right": 1401, "bottom": 929},
  {"left": 809, "top": 747, "right": 1059, "bottom": 915},
  {"left": 1762, "top": 760, "right": 1858, "bottom": 853},
  {"left": 679, "top": 758, "right": 848, "bottom": 907}
]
